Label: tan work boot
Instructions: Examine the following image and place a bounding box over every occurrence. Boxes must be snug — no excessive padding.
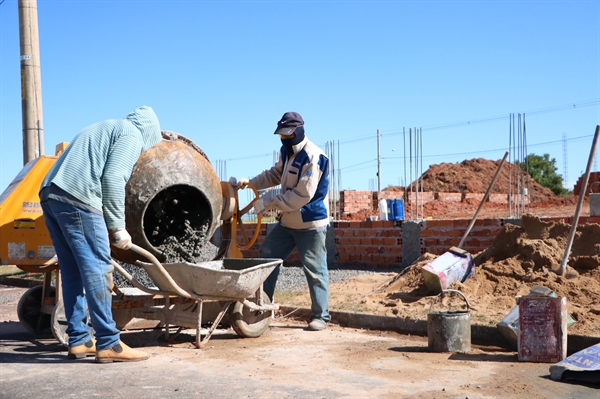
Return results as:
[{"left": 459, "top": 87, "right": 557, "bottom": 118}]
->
[
  {"left": 95, "top": 341, "right": 149, "bottom": 363},
  {"left": 67, "top": 339, "right": 96, "bottom": 359}
]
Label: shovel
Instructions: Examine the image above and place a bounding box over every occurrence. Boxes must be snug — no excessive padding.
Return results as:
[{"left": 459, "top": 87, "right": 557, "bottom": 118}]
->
[{"left": 422, "top": 151, "right": 509, "bottom": 293}]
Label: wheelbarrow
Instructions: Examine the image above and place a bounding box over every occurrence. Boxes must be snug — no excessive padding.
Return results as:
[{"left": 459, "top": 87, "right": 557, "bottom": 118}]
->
[
  {"left": 49, "top": 245, "right": 281, "bottom": 349},
  {"left": 108, "top": 245, "right": 282, "bottom": 348}
]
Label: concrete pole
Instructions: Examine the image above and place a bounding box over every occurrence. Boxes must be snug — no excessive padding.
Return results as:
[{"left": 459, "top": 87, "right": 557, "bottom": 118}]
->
[{"left": 18, "top": 0, "right": 44, "bottom": 165}]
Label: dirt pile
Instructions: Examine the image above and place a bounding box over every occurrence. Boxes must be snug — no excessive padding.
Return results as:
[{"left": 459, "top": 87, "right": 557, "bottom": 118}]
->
[
  {"left": 340, "top": 157, "right": 581, "bottom": 220},
  {"left": 375, "top": 215, "right": 600, "bottom": 336},
  {"left": 417, "top": 158, "right": 558, "bottom": 203}
]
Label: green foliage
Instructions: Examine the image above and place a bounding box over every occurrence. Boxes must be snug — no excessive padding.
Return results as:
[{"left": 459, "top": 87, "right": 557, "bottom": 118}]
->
[{"left": 516, "top": 153, "right": 568, "bottom": 196}]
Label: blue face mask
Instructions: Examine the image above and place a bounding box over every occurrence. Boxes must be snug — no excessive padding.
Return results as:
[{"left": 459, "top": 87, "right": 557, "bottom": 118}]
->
[{"left": 281, "top": 126, "right": 305, "bottom": 154}]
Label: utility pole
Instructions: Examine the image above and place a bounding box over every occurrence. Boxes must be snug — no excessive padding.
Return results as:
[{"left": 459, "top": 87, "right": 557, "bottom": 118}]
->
[
  {"left": 377, "top": 129, "right": 381, "bottom": 192},
  {"left": 18, "top": 0, "right": 44, "bottom": 165}
]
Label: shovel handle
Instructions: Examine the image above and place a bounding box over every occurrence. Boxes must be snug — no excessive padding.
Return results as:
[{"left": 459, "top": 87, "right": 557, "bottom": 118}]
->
[{"left": 457, "top": 151, "right": 509, "bottom": 249}]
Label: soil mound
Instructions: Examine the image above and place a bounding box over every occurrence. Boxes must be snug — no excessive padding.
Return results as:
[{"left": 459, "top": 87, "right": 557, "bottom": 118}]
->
[
  {"left": 385, "top": 157, "right": 559, "bottom": 203},
  {"left": 379, "top": 215, "right": 600, "bottom": 337}
]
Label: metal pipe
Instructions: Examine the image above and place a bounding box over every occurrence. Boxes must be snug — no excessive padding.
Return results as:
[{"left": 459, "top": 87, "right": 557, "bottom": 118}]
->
[{"left": 557, "top": 125, "right": 600, "bottom": 275}]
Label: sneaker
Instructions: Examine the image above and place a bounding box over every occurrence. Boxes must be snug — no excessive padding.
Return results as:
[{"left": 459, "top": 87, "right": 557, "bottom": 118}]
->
[
  {"left": 308, "top": 319, "right": 327, "bottom": 331},
  {"left": 68, "top": 339, "right": 96, "bottom": 359},
  {"left": 95, "top": 342, "right": 149, "bottom": 363}
]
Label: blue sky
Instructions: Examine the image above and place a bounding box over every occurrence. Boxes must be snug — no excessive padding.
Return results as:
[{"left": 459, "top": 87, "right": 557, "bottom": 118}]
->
[{"left": 1, "top": 0, "right": 599, "bottom": 195}]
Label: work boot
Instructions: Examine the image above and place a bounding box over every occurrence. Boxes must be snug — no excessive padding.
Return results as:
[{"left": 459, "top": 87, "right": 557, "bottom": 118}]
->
[
  {"left": 67, "top": 339, "right": 96, "bottom": 359},
  {"left": 95, "top": 342, "right": 149, "bottom": 363},
  {"left": 308, "top": 319, "right": 327, "bottom": 331}
]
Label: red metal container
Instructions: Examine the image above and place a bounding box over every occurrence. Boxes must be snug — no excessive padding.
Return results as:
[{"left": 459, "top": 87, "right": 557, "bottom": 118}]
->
[{"left": 518, "top": 296, "right": 568, "bottom": 363}]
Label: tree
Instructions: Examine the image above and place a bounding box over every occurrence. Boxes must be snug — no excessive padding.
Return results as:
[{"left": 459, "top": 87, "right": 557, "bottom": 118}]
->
[{"left": 517, "top": 153, "right": 568, "bottom": 196}]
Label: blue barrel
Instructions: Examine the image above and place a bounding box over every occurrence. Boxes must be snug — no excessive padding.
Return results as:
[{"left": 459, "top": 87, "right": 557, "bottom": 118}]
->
[{"left": 386, "top": 199, "right": 404, "bottom": 221}]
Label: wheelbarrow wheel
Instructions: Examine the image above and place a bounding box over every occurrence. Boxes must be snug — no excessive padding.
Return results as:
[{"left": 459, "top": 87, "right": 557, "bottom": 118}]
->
[
  {"left": 51, "top": 298, "right": 69, "bottom": 346},
  {"left": 229, "top": 289, "right": 272, "bottom": 338},
  {"left": 17, "top": 285, "right": 54, "bottom": 337},
  {"left": 51, "top": 297, "right": 95, "bottom": 347}
]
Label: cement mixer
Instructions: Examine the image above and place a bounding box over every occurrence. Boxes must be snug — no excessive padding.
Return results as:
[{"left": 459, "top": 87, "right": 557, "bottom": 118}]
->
[{"left": 0, "top": 131, "right": 279, "bottom": 348}]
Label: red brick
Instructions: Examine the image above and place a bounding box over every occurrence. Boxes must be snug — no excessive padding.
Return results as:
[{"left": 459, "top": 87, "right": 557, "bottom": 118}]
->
[
  {"left": 383, "top": 238, "right": 397, "bottom": 246},
  {"left": 453, "top": 219, "right": 470, "bottom": 227}
]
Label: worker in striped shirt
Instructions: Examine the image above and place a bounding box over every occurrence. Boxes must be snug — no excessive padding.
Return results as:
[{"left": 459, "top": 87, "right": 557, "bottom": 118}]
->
[{"left": 39, "top": 106, "right": 162, "bottom": 363}]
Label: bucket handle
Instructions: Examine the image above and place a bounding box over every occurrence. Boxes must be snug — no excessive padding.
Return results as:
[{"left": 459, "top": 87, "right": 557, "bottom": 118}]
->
[{"left": 428, "top": 289, "right": 472, "bottom": 313}]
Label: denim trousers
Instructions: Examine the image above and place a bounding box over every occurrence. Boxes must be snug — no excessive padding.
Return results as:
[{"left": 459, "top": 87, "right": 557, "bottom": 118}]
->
[
  {"left": 260, "top": 223, "right": 330, "bottom": 323},
  {"left": 41, "top": 199, "right": 120, "bottom": 350}
]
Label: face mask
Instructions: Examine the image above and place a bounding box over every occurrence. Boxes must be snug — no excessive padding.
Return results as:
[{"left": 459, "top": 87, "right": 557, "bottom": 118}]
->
[{"left": 280, "top": 126, "right": 305, "bottom": 154}]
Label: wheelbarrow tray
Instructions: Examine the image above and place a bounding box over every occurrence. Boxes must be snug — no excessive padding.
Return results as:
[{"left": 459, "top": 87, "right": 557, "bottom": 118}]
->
[{"left": 138, "top": 258, "right": 282, "bottom": 300}]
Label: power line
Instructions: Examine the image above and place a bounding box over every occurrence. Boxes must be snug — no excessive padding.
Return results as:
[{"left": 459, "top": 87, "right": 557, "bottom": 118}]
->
[{"left": 334, "top": 98, "right": 600, "bottom": 145}]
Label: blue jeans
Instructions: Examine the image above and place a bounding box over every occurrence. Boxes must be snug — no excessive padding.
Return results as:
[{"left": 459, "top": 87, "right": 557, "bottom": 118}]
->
[
  {"left": 41, "top": 199, "right": 120, "bottom": 350},
  {"left": 260, "top": 223, "right": 330, "bottom": 323}
]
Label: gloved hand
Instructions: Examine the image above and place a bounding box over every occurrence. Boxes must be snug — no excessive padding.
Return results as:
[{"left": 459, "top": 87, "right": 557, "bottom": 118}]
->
[
  {"left": 253, "top": 198, "right": 265, "bottom": 214},
  {"left": 110, "top": 228, "right": 132, "bottom": 250},
  {"left": 228, "top": 176, "right": 249, "bottom": 189}
]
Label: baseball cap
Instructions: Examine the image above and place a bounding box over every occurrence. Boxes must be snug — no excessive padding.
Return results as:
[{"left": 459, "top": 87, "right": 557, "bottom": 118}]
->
[{"left": 274, "top": 112, "right": 304, "bottom": 136}]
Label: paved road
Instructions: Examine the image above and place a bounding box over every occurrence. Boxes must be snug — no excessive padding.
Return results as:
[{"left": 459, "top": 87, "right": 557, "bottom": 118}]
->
[{"left": 1, "top": 285, "right": 597, "bottom": 399}]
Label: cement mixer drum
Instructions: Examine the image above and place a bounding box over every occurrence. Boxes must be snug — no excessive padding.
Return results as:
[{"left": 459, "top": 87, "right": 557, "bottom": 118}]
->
[{"left": 111, "top": 131, "right": 222, "bottom": 265}]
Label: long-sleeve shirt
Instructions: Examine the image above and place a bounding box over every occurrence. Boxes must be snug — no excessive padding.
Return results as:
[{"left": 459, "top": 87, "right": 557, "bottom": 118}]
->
[
  {"left": 39, "top": 106, "right": 162, "bottom": 229},
  {"left": 250, "top": 136, "right": 330, "bottom": 230}
]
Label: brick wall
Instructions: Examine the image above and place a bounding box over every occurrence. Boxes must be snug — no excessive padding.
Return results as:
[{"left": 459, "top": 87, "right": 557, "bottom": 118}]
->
[
  {"left": 239, "top": 215, "right": 600, "bottom": 269},
  {"left": 340, "top": 189, "right": 522, "bottom": 216}
]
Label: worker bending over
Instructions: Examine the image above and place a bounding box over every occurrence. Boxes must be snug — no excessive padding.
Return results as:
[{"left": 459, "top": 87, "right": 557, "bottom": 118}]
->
[{"left": 39, "top": 106, "right": 162, "bottom": 362}]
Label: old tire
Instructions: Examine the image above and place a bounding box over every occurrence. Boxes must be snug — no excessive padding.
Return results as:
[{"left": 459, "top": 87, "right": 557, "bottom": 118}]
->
[
  {"left": 17, "top": 285, "right": 54, "bottom": 337},
  {"left": 230, "top": 290, "right": 272, "bottom": 338}
]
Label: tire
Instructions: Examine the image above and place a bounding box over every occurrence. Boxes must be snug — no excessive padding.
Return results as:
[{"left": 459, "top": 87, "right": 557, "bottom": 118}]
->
[
  {"left": 229, "top": 289, "right": 273, "bottom": 338},
  {"left": 51, "top": 297, "right": 95, "bottom": 347},
  {"left": 17, "top": 285, "right": 54, "bottom": 337}
]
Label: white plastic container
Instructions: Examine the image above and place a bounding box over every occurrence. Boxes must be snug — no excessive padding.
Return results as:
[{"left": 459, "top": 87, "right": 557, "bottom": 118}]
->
[{"left": 379, "top": 198, "right": 388, "bottom": 221}]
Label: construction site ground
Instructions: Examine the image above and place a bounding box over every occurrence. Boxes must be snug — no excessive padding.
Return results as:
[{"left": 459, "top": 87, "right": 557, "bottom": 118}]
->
[
  {"left": 2, "top": 158, "right": 599, "bottom": 397},
  {"left": 1, "top": 285, "right": 598, "bottom": 399}
]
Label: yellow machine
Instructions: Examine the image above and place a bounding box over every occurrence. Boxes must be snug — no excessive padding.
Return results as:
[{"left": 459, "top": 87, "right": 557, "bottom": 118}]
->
[{"left": 0, "top": 133, "right": 269, "bottom": 347}]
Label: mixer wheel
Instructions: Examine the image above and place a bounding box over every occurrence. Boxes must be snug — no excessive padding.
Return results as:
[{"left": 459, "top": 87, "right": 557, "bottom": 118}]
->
[
  {"left": 229, "top": 289, "right": 272, "bottom": 338},
  {"left": 17, "top": 285, "right": 54, "bottom": 337}
]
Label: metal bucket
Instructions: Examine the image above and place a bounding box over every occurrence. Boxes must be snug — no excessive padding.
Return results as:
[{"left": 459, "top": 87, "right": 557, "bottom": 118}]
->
[
  {"left": 427, "top": 290, "right": 471, "bottom": 353},
  {"left": 112, "top": 131, "right": 222, "bottom": 264}
]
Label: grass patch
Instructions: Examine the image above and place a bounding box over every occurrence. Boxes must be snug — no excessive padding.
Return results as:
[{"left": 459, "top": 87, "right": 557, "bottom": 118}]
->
[
  {"left": 274, "top": 289, "right": 310, "bottom": 307},
  {"left": 0, "top": 265, "right": 46, "bottom": 281}
]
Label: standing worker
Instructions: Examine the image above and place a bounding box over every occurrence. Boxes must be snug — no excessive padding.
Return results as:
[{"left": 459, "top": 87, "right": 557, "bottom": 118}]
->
[
  {"left": 39, "top": 106, "right": 162, "bottom": 363},
  {"left": 230, "top": 112, "right": 331, "bottom": 331}
]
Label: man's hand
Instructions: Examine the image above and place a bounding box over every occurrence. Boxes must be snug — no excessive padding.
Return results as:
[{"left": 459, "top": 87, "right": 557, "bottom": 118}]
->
[
  {"left": 229, "top": 176, "right": 249, "bottom": 189},
  {"left": 110, "top": 228, "right": 132, "bottom": 250},
  {"left": 253, "top": 198, "right": 265, "bottom": 214}
]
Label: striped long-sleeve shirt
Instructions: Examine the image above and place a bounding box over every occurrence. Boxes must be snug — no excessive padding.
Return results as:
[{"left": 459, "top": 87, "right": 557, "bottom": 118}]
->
[{"left": 40, "top": 106, "right": 162, "bottom": 229}]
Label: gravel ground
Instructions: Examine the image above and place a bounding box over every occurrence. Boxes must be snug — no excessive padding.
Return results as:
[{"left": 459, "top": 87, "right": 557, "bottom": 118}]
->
[{"left": 0, "top": 287, "right": 22, "bottom": 305}]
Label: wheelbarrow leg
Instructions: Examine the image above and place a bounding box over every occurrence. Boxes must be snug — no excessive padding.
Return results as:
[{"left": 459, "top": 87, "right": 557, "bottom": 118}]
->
[{"left": 196, "top": 300, "right": 233, "bottom": 349}]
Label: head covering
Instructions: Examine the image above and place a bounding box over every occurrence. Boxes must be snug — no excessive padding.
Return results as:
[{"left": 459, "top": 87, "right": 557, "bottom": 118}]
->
[
  {"left": 125, "top": 105, "right": 162, "bottom": 151},
  {"left": 274, "top": 112, "right": 304, "bottom": 137}
]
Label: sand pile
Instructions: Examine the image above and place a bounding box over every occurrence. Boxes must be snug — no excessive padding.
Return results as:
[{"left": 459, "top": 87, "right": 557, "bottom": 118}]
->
[{"left": 379, "top": 215, "right": 600, "bottom": 336}]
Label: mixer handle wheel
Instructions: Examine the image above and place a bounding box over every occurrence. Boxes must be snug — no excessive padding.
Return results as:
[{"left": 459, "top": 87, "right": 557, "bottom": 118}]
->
[{"left": 236, "top": 183, "right": 262, "bottom": 251}]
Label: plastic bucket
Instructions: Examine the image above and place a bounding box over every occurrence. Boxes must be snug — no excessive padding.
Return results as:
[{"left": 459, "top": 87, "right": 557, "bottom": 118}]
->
[
  {"left": 386, "top": 199, "right": 404, "bottom": 221},
  {"left": 427, "top": 290, "right": 471, "bottom": 353}
]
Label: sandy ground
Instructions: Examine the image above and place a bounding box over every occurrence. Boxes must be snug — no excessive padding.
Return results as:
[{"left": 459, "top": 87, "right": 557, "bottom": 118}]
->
[{"left": 1, "top": 285, "right": 598, "bottom": 398}]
